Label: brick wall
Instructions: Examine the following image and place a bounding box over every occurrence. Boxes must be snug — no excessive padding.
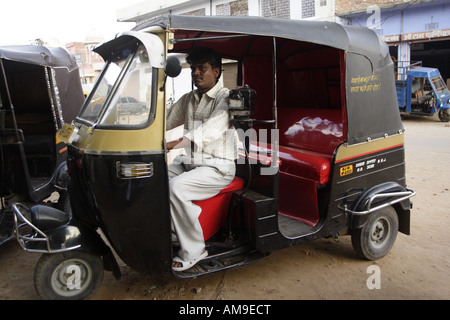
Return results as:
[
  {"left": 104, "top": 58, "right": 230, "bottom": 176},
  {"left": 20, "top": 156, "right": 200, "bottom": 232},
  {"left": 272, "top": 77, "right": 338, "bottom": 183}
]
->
[
  {"left": 335, "top": 0, "right": 412, "bottom": 15},
  {"left": 261, "top": 0, "right": 290, "bottom": 19},
  {"left": 302, "top": 0, "right": 315, "bottom": 18},
  {"left": 182, "top": 8, "right": 206, "bottom": 16},
  {"left": 217, "top": 0, "right": 249, "bottom": 16}
]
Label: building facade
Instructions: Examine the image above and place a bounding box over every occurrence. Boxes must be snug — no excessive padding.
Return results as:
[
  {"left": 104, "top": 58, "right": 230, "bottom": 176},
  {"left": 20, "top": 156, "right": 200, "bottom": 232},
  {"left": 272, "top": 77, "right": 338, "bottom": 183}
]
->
[
  {"left": 117, "top": 0, "right": 450, "bottom": 84},
  {"left": 337, "top": 0, "right": 450, "bottom": 84},
  {"left": 117, "top": 0, "right": 336, "bottom": 24},
  {"left": 65, "top": 29, "right": 105, "bottom": 88}
]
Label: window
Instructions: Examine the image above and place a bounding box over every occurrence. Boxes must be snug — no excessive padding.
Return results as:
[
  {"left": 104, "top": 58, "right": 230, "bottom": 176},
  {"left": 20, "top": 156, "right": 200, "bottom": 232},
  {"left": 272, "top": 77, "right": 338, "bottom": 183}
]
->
[
  {"left": 431, "top": 76, "right": 447, "bottom": 94},
  {"left": 261, "top": 0, "right": 290, "bottom": 19},
  {"left": 79, "top": 45, "right": 155, "bottom": 127},
  {"left": 302, "top": 0, "right": 315, "bottom": 19}
]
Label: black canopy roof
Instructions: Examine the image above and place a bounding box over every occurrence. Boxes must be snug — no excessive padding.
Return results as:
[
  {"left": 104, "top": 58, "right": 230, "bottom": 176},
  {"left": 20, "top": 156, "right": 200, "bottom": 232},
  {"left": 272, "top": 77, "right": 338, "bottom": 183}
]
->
[
  {"left": 133, "top": 15, "right": 402, "bottom": 144},
  {"left": 135, "top": 14, "right": 391, "bottom": 72}
]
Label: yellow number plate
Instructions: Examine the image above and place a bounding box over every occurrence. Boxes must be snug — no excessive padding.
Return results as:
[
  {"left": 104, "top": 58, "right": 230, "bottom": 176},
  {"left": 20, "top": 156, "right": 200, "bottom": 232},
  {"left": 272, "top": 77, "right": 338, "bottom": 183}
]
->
[
  {"left": 340, "top": 164, "right": 353, "bottom": 177},
  {"left": 57, "top": 123, "right": 75, "bottom": 144}
]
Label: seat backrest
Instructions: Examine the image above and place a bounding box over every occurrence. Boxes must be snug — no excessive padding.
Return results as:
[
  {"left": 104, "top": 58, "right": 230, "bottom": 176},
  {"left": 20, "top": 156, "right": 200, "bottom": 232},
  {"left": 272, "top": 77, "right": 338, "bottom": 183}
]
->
[{"left": 278, "top": 107, "right": 344, "bottom": 155}]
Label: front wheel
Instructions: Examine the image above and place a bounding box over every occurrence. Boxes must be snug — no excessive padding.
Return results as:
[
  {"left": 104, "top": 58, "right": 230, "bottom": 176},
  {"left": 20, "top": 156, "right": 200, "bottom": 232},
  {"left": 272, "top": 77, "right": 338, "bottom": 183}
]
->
[
  {"left": 438, "top": 109, "right": 450, "bottom": 122},
  {"left": 351, "top": 206, "right": 399, "bottom": 260},
  {"left": 34, "top": 251, "right": 104, "bottom": 300}
]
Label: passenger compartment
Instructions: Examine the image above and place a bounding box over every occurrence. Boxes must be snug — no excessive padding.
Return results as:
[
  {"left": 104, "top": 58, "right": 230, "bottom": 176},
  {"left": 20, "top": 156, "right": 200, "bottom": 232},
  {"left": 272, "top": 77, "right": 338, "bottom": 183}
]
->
[
  {"left": 238, "top": 42, "right": 345, "bottom": 227},
  {"left": 277, "top": 107, "right": 344, "bottom": 226}
]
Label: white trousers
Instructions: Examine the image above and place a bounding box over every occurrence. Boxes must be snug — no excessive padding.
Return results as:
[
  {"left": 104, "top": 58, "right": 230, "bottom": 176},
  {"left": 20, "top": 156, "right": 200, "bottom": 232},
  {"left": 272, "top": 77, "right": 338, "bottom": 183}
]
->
[{"left": 168, "top": 155, "right": 235, "bottom": 262}]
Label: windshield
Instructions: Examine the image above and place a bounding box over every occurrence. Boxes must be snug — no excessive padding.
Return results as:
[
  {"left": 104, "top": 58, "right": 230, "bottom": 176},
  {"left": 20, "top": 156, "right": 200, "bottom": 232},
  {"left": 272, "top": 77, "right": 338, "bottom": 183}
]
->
[
  {"left": 78, "top": 45, "right": 155, "bottom": 127},
  {"left": 431, "top": 76, "right": 448, "bottom": 94}
]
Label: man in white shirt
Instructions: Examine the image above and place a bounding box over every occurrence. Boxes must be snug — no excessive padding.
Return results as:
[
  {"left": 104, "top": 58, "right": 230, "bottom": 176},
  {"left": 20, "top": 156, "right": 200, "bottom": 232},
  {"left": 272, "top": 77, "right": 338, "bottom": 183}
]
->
[{"left": 166, "top": 47, "right": 238, "bottom": 271}]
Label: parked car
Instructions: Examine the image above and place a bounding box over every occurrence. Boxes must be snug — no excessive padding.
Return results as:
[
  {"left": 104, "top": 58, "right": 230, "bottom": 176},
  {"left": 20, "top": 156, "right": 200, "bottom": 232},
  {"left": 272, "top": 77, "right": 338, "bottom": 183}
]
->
[{"left": 118, "top": 96, "right": 148, "bottom": 114}]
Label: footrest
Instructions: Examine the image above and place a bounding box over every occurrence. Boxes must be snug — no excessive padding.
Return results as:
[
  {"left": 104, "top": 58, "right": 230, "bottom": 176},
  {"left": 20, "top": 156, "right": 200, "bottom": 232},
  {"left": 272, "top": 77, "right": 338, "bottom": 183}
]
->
[{"left": 173, "top": 247, "right": 268, "bottom": 278}]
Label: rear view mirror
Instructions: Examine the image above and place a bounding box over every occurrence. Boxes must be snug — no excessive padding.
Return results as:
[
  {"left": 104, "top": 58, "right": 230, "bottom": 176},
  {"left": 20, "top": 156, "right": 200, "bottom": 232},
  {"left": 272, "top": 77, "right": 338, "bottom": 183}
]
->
[{"left": 164, "top": 56, "right": 182, "bottom": 78}]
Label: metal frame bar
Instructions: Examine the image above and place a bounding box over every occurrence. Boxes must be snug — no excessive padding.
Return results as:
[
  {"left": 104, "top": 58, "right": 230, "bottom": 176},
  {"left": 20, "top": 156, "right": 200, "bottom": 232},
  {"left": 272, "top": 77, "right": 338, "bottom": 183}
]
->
[
  {"left": 12, "top": 203, "right": 80, "bottom": 253},
  {"left": 340, "top": 188, "right": 416, "bottom": 216},
  {"left": 169, "top": 34, "right": 250, "bottom": 44}
]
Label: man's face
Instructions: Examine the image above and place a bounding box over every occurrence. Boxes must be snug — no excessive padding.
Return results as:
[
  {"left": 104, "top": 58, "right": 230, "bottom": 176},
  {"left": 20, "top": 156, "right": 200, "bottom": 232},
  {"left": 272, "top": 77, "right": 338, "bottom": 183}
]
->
[{"left": 190, "top": 62, "right": 220, "bottom": 94}]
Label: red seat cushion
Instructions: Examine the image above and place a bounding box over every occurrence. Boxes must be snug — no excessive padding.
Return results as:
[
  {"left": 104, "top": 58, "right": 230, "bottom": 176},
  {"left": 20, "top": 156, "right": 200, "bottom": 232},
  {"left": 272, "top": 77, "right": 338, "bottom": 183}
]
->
[
  {"left": 278, "top": 145, "right": 332, "bottom": 185},
  {"left": 195, "top": 176, "right": 245, "bottom": 241},
  {"left": 239, "top": 143, "right": 332, "bottom": 185}
]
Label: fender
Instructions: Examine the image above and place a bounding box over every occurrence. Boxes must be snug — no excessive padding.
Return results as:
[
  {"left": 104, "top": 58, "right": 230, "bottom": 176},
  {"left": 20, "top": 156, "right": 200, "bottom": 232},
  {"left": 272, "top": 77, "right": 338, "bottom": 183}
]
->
[
  {"left": 439, "top": 103, "right": 450, "bottom": 110},
  {"left": 52, "top": 219, "right": 121, "bottom": 280},
  {"left": 14, "top": 204, "right": 121, "bottom": 279},
  {"left": 350, "top": 182, "right": 414, "bottom": 233}
]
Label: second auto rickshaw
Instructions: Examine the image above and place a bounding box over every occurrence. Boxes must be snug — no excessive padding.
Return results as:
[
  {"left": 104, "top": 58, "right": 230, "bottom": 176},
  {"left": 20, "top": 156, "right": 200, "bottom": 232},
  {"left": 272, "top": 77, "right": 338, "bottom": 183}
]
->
[
  {"left": 12, "top": 15, "right": 415, "bottom": 300},
  {"left": 395, "top": 61, "right": 450, "bottom": 122},
  {"left": 0, "top": 45, "right": 84, "bottom": 247}
]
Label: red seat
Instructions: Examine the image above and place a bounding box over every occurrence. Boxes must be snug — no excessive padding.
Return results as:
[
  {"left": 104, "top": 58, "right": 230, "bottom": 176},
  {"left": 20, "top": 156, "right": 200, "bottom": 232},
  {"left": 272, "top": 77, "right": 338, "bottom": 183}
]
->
[
  {"left": 238, "top": 143, "right": 332, "bottom": 185},
  {"left": 235, "top": 108, "right": 343, "bottom": 227},
  {"left": 195, "top": 176, "right": 245, "bottom": 241},
  {"left": 278, "top": 145, "right": 332, "bottom": 185}
]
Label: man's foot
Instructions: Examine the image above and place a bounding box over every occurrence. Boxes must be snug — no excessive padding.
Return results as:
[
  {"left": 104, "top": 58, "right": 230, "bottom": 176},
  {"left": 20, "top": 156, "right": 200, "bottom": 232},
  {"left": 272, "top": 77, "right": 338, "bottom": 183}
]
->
[{"left": 172, "top": 250, "right": 208, "bottom": 272}]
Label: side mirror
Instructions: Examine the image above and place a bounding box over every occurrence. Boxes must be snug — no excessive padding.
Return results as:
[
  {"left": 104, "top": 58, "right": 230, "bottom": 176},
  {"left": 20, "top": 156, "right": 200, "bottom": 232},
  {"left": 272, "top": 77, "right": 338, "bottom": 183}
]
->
[{"left": 164, "top": 56, "right": 182, "bottom": 78}]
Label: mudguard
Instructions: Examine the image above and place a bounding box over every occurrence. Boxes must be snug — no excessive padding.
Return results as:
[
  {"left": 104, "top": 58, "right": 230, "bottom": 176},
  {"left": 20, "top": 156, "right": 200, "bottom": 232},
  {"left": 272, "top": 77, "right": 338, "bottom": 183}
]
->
[
  {"left": 350, "top": 182, "right": 414, "bottom": 233},
  {"left": 53, "top": 220, "right": 121, "bottom": 280},
  {"left": 14, "top": 204, "right": 121, "bottom": 279}
]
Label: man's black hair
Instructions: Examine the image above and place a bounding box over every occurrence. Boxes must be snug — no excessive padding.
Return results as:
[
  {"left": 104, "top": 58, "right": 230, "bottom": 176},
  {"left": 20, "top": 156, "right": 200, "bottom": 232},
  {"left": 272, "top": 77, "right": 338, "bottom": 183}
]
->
[{"left": 186, "top": 47, "right": 222, "bottom": 80}]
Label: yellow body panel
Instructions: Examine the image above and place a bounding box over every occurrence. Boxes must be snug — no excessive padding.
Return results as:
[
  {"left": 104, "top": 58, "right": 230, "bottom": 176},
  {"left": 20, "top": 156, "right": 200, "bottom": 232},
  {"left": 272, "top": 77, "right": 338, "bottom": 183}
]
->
[
  {"left": 74, "top": 68, "right": 167, "bottom": 153},
  {"left": 335, "top": 134, "right": 404, "bottom": 163}
]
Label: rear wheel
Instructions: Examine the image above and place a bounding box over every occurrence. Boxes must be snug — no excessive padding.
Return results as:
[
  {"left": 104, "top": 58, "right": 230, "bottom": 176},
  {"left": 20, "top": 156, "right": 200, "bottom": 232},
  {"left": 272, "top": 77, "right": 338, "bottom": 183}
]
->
[
  {"left": 351, "top": 206, "right": 399, "bottom": 260},
  {"left": 34, "top": 251, "right": 104, "bottom": 300}
]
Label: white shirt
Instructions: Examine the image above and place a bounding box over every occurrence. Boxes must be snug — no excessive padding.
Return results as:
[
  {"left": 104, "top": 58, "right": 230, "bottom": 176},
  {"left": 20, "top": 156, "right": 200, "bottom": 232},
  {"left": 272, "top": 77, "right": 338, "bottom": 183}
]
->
[{"left": 167, "top": 81, "right": 238, "bottom": 163}]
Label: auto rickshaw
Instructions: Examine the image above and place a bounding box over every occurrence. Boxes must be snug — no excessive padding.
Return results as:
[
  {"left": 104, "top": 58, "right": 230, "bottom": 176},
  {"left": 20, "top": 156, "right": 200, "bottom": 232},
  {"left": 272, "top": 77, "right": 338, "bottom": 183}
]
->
[
  {"left": 395, "top": 61, "right": 450, "bottom": 122},
  {"left": 12, "top": 15, "right": 415, "bottom": 300},
  {"left": 0, "top": 45, "right": 84, "bottom": 246}
]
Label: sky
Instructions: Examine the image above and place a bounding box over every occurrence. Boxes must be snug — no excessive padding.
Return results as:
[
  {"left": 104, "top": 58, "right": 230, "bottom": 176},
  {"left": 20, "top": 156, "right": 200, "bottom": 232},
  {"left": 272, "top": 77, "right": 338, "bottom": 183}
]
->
[{"left": 0, "top": 0, "right": 144, "bottom": 46}]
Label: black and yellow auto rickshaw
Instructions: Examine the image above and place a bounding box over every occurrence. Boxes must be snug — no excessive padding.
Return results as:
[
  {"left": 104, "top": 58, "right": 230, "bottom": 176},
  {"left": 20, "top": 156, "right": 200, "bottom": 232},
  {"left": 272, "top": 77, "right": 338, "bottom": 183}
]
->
[
  {"left": 12, "top": 15, "right": 415, "bottom": 300},
  {"left": 0, "top": 45, "right": 84, "bottom": 246}
]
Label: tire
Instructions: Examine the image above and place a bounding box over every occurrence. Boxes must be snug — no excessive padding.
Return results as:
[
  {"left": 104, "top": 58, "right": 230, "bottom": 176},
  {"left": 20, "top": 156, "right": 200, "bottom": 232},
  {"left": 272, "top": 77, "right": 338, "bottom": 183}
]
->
[
  {"left": 438, "top": 109, "right": 450, "bottom": 122},
  {"left": 34, "top": 251, "right": 104, "bottom": 300},
  {"left": 351, "top": 206, "right": 399, "bottom": 260}
]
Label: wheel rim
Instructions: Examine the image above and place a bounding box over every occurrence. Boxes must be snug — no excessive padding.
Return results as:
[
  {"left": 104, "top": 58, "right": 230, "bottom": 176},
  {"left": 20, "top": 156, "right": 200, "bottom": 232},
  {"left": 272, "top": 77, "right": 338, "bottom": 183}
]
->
[
  {"left": 50, "top": 258, "right": 93, "bottom": 297},
  {"left": 369, "top": 217, "right": 391, "bottom": 249}
]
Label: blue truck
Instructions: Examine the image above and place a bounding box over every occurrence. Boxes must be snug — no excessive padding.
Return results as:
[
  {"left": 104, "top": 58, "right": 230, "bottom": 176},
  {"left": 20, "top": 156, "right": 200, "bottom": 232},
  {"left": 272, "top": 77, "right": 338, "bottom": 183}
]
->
[{"left": 395, "top": 62, "right": 450, "bottom": 122}]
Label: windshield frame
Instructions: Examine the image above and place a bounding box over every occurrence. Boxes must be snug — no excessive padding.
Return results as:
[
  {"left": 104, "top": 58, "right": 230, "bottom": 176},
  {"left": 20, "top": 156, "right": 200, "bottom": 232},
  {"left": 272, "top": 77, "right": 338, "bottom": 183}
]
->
[
  {"left": 77, "top": 50, "right": 135, "bottom": 127},
  {"left": 431, "top": 75, "right": 449, "bottom": 94},
  {"left": 76, "top": 41, "right": 159, "bottom": 130}
]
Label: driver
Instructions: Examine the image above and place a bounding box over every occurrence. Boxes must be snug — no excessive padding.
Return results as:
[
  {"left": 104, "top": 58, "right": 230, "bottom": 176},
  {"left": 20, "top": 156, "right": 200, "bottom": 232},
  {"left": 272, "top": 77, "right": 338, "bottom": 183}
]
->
[{"left": 166, "top": 47, "right": 238, "bottom": 271}]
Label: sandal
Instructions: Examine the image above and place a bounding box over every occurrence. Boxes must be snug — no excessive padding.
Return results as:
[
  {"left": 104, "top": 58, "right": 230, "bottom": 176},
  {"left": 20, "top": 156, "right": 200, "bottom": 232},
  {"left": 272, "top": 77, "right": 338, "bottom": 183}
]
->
[{"left": 172, "top": 250, "right": 208, "bottom": 272}]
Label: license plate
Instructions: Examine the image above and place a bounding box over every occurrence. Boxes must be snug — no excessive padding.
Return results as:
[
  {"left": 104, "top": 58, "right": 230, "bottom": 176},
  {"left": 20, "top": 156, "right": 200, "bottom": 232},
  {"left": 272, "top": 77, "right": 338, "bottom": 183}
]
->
[{"left": 57, "top": 123, "right": 75, "bottom": 144}]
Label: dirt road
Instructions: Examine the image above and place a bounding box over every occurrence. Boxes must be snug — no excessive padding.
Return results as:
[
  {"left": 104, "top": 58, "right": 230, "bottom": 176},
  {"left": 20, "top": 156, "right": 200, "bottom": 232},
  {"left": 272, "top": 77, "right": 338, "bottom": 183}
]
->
[{"left": 0, "top": 115, "right": 449, "bottom": 300}]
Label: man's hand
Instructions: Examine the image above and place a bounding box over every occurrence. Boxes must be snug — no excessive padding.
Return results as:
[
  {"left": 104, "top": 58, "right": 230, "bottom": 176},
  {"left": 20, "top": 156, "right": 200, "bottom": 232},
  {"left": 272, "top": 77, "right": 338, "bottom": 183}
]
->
[{"left": 167, "top": 137, "right": 191, "bottom": 150}]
